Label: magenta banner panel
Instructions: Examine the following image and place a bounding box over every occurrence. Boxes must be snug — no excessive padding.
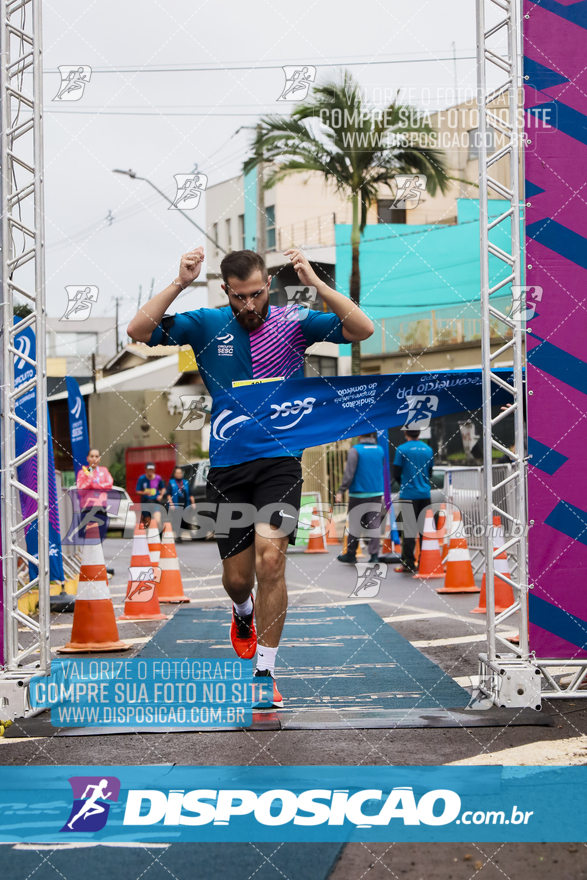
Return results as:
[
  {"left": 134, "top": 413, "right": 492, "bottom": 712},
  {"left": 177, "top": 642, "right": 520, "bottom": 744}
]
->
[{"left": 525, "top": 0, "right": 587, "bottom": 657}]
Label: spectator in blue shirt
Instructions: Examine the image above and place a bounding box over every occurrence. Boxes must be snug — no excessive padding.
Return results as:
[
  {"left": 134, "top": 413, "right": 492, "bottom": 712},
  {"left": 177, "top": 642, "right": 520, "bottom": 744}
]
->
[
  {"left": 393, "top": 430, "right": 434, "bottom": 573},
  {"left": 136, "top": 462, "right": 166, "bottom": 527},
  {"left": 335, "top": 433, "right": 385, "bottom": 564},
  {"left": 166, "top": 466, "right": 195, "bottom": 542}
]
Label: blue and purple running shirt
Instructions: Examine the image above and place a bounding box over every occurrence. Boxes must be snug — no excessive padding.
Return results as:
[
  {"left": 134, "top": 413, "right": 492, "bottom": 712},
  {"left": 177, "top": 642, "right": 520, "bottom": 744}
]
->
[{"left": 147, "top": 303, "right": 347, "bottom": 464}]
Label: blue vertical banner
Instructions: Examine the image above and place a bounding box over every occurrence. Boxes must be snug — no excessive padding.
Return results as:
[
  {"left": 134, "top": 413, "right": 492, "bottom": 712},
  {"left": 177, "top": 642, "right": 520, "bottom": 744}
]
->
[
  {"left": 65, "top": 376, "right": 89, "bottom": 476},
  {"left": 14, "top": 319, "right": 64, "bottom": 582}
]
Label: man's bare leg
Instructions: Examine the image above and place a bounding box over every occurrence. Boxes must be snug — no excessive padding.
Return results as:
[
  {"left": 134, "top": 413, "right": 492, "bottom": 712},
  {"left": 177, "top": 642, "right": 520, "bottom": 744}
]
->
[
  {"left": 220, "top": 528, "right": 289, "bottom": 645},
  {"left": 254, "top": 524, "right": 289, "bottom": 648},
  {"left": 221, "top": 542, "right": 255, "bottom": 605}
]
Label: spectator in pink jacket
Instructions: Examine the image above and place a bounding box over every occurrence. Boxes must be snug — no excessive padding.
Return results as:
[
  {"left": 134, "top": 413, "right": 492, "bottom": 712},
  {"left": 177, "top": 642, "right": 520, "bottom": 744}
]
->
[{"left": 75, "top": 448, "right": 113, "bottom": 541}]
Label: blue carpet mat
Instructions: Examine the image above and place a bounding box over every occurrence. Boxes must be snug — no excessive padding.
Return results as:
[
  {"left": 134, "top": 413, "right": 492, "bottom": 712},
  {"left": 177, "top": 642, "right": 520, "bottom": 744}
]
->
[
  {"left": 140, "top": 604, "right": 470, "bottom": 711},
  {"left": 0, "top": 842, "right": 343, "bottom": 880}
]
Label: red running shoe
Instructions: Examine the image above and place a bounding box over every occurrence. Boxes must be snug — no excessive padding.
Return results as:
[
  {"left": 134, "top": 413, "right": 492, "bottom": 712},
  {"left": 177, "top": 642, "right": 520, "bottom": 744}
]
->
[
  {"left": 254, "top": 668, "right": 284, "bottom": 709},
  {"left": 230, "top": 596, "right": 257, "bottom": 659}
]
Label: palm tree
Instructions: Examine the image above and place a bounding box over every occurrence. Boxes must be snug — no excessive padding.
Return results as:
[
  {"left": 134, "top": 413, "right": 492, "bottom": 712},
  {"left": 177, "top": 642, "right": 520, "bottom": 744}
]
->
[{"left": 244, "top": 71, "right": 451, "bottom": 374}]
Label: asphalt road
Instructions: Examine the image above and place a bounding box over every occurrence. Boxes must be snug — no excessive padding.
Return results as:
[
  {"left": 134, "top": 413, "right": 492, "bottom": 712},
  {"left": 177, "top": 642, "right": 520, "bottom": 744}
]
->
[{"left": 3, "top": 535, "right": 587, "bottom": 879}]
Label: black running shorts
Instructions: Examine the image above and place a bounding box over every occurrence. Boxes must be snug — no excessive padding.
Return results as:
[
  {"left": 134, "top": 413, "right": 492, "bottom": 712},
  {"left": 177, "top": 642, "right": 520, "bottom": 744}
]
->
[{"left": 206, "top": 456, "right": 303, "bottom": 559}]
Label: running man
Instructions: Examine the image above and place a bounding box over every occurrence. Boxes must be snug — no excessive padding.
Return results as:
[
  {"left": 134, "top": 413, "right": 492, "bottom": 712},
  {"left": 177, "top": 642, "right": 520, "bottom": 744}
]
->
[
  {"left": 67, "top": 779, "right": 112, "bottom": 829},
  {"left": 128, "top": 247, "right": 373, "bottom": 707}
]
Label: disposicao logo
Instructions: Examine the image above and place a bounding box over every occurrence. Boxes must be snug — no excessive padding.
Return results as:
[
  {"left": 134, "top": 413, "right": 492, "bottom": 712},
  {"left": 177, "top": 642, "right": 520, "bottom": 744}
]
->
[
  {"left": 61, "top": 776, "right": 121, "bottom": 832},
  {"left": 122, "top": 786, "right": 462, "bottom": 828}
]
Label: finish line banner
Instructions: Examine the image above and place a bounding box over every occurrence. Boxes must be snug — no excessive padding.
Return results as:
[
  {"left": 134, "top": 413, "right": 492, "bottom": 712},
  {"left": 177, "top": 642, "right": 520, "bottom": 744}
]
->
[
  {"left": 209, "top": 369, "right": 514, "bottom": 466},
  {"left": 1, "top": 766, "right": 586, "bottom": 843}
]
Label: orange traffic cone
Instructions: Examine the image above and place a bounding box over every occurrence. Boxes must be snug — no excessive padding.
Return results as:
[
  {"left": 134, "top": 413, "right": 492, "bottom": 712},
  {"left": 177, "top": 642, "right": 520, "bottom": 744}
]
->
[
  {"left": 147, "top": 524, "right": 162, "bottom": 570},
  {"left": 342, "top": 526, "right": 364, "bottom": 558},
  {"left": 413, "top": 509, "right": 444, "bottom": 579},
  {"left": 380, "top": 513, "right": 395, "bottom": 555},
  {"left": 437, "top": 505, "right": 449, "bottom": 568},
  {"left": 381, "top": 536, "right": 402, "bottom": 557},
  {"left": 436, "top": 511, "right": 479, "bottom": 594},
  {"left": 326, "top": 514, "right": 340, "bottom": 545},
  {"left": 58, "top": 523, "right": 131, "bottom": 653},
  {"left": 380, "top": 534, "right": 393, "bottom": 554},
  {"left": 471, "top": 516, "right": 514, "bottom": 613},
  {"left": 157, "top": 522, "right": 190, "bottom": 603},
  {"left": 305, "top": 509, "right": 328, "bottom": 553},
  {"left": 118, "top": 523, "right": 169, "bottom": 621}
]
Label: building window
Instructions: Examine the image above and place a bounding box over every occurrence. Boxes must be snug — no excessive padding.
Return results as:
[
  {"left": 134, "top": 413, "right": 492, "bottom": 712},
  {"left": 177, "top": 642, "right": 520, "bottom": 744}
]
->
[
  {"left": 377, "top": 199, "right": 406, "bottom": 224},
  {"left": 467, "top": 127, "right": 496, "bottom": 160},
  {"left": 225, "top": 218, "right": 232, "bottom": 251},
  {"left": 212, "top": 222, "right": 219, "bottom": 255},
  {"left": 238, "top": 214, "right": 245, "bottom": 249},
  {"left": 304, "top": 355, "right": 337, "bottom": 378},
  {"left": 266, "top": 205, "right": 276, "bottom": 251},
  {"left": 52, "top": 332, "right": 98, "bottom": 357}
]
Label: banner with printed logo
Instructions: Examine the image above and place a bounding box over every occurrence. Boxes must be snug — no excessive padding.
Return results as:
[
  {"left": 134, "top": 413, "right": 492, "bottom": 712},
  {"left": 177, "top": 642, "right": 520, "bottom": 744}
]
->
[
  {"left": 0, "top": 765, "right": 586, "bottom": 843},
  {"left": 14, "top": 319, "right": 64, "bottom": 582},
  {"left": 65, "top": 376, "right": 90, "bottom": 476},
  {"left": 208, "top": 370, "right": 515, "bottom": 467}
]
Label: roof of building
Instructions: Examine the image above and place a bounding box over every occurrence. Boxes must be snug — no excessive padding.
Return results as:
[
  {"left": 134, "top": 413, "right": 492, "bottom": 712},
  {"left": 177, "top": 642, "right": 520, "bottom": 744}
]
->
[{"left": 103, "top": 343, "right": 183, "bottom": 372}]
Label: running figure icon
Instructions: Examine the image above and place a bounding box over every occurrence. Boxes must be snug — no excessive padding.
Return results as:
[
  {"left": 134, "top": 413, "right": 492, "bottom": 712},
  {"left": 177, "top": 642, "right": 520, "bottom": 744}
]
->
[
  {"left": 278, "top": 65, "right": 316, "bottom": 101},
  {"left": 391, "top": 174, "right": 427, "bottom": 210},
  {"left": 61, "top": 285, "right": 99, "bottom": 321},
  {"left": 67, "top": 779, "right": 112, "bottom": 830},
  {"left": 53, "top": 66, "right": 92, "bottom": 102},
  {"left": 170, "top": 173, "right": 208, "bottom": 210}
]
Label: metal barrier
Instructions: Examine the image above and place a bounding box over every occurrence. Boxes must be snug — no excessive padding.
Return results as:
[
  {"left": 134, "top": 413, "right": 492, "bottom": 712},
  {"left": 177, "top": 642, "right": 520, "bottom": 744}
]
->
[{"left": 447, "top": 465, "right": 515, "bottom": 574}]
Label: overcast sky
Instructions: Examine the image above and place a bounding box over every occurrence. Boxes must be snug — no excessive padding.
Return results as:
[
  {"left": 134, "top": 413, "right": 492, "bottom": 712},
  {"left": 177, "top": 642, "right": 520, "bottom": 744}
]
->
[{"left": 43, "top": 0, "right": 480, "bottom": 333}]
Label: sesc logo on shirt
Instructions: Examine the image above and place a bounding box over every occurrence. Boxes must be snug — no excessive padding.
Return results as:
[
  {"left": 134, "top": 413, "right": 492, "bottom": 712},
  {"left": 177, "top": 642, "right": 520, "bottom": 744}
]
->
[{"left": 216, "top": 332, "right": 234, "bottom": 356}]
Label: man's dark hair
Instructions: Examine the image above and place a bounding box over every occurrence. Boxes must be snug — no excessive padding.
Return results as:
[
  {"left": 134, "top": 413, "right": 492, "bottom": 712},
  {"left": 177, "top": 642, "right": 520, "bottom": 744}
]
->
[
  {"left": 404, "top": 430, "right": 421, "bottom": 439},
  {"left": 360, "top": 432, "right": 378, "bottom": 441},
  {"left": 220, "top": 250, "right": 268, "bottom": 285}
]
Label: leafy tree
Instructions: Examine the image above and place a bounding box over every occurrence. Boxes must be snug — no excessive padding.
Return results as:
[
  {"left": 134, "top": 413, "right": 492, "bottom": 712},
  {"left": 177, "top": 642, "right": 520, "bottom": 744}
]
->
[
  {"left": 244, "top": 71, "right": 451, "bottom": 373},
  {"left": 109, "top": 447, "right": 126, "bottom": 488}
]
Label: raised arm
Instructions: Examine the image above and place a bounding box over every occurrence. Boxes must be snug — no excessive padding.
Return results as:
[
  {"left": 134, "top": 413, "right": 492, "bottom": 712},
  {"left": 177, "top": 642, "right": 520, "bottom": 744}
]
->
[
  {"left": 284, "top": 248, "right": 374, "bottom": 343},
  {"left": 127, "top": 247, "right": 204, "bottom": 343}
]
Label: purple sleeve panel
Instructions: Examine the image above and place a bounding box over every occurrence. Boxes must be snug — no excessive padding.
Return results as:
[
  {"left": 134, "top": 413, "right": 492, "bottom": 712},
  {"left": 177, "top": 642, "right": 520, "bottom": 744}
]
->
[{"left": 525, "top": 0, "right": 587, "bottom": 657}]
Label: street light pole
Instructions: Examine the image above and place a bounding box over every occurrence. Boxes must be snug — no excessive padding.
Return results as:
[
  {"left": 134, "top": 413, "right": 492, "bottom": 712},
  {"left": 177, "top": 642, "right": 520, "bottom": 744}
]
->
[
  {"left": 255, "top": 123, "right": 267, "bottom": 257},
  {"left": 112, "top": 168, "right": 227, "bottom": 253}
]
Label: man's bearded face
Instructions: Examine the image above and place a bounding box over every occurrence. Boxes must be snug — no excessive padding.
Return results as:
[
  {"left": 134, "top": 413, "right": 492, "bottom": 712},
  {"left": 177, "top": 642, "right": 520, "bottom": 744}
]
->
[{"left": 224, "top": 271, "right": 270, "bottom": 332}]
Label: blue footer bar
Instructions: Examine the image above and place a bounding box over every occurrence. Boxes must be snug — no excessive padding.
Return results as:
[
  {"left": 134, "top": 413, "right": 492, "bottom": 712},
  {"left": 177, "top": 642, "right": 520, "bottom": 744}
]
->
[{"left": 0, "top": 766, "right": 585, "bottom": 842}]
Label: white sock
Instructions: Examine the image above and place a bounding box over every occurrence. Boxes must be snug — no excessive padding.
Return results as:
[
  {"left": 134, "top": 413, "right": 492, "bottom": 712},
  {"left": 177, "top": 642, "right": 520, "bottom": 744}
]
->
[
  {"left": 233, "top": 597, "right": 253, "bottom": 617},
  {"left": 256, "top": 645, "right": 278, "bottom": 676}
]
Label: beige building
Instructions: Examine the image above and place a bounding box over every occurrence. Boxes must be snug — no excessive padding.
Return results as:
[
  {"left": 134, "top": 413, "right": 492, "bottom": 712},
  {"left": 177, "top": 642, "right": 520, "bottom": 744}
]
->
[
  {"left": 204, "top": 98, "right": 512, "bottom": 377},
  {"left": 48, "top": 343, "right": 209, "bottom": 474},
  {"left": 205, "top": 97, "right": 510, "bottom": 274}
]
